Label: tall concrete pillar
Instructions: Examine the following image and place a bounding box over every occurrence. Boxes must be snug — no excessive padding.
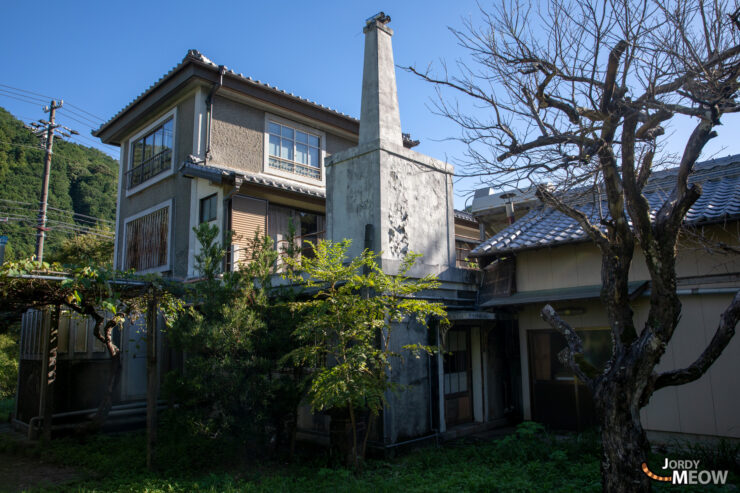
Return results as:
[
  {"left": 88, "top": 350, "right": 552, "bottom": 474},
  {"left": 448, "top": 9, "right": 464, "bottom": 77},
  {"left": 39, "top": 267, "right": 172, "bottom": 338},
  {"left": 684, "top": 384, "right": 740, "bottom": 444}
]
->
[
  {"left": 359, "top": 15, "right": 403, "bottom": 147},
  {"left": 326, "top": 14, "right": 456, "bottom": 276}
]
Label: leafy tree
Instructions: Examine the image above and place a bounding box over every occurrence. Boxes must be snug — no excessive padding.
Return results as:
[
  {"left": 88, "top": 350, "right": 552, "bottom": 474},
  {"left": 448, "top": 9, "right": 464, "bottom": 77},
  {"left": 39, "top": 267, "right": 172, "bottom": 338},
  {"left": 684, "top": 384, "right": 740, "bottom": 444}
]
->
[
  {"left": 166, "top": 224, "right": 307, "bottom": 455},
  {"left": 0, "top": 106, "right": 117, "bottom": 261},
  {"left": 285, "top": 240, "right": 447, "bottom": 468},
  {"left": 410, "top": 1, "right": 740, "bottom": 491},
  {"left": 46, "top": 227, "right": 114, "bottom": 267}
]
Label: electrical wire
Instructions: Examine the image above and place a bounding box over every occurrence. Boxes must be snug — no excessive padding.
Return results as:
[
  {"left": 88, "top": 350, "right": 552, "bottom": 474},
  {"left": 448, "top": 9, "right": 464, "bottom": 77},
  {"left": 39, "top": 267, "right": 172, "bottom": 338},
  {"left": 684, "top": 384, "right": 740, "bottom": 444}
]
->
[
  {"left": 0, "top": 199, "right": 115, "bottom": 225},
  {"left": 0, "top": 82, "right": 105, "bottom": 123},
  {"left": 0, "top": 215, "right": 114, "bottom": 239},
  {"left": 0, "top": 92, "right": 46, "bottom": 107},
  {"left": 0, "top": 139, "right": 44, "bottom": 151},
  {"left": 58, "top": 107, "right": 102, "bottom": 127},
  {"left": 56, "top": 109, "right": 97, "bottom": 130},
  {"left": 0, "top": 83, "right": 57, "bottom": 101},
  {"left": 64, "top": 102, "right": 105, "bottom": 122},
  {"left": 0, "top": 87, "right": 47, "bottom": 104}
]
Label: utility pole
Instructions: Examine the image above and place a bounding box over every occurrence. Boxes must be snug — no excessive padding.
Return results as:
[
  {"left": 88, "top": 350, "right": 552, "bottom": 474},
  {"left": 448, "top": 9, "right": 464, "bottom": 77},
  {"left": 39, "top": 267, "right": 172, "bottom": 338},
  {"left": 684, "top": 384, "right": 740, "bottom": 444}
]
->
[{"left": 29, "top": 100, "right": 77, "bottom": 262}]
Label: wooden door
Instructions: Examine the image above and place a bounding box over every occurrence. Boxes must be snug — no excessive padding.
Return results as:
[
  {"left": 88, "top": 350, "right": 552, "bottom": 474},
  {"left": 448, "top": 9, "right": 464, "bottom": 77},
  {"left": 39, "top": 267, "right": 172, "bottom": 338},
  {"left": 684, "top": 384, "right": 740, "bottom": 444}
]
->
[{"left": 444, "top": 329, "right": 473, "bottom": 426}]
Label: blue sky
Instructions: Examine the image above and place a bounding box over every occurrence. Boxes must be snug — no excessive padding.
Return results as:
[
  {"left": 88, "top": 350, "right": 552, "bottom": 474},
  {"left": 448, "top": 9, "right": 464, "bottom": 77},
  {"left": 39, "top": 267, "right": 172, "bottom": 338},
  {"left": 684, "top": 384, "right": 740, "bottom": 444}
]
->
[{"left": 2, "top": 0, "right": 739, "bottom": 209}]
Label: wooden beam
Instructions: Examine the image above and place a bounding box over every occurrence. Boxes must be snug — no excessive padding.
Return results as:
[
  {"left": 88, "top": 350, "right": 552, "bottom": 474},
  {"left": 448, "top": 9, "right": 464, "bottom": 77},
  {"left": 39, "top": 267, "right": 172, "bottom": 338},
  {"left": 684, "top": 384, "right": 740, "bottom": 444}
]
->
[{"left": 146, "top": 296, "right": 158, "bottom": 469}]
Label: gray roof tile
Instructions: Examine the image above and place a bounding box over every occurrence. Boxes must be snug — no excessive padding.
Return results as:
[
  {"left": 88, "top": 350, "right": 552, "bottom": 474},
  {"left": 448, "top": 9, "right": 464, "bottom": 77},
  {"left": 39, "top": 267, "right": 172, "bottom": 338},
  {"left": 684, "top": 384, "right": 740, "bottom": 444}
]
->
[
  {"left": 471, "top": 155, "right": 740, "bottom": 256},
  {"left": 94, "top": 50, "right": 357, "bottom": 137}
]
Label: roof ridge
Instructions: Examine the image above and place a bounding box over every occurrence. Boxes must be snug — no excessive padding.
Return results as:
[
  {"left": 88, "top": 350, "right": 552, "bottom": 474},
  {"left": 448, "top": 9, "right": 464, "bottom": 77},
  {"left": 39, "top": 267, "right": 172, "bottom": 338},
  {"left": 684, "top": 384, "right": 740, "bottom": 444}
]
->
[
  {"left": 94, "top": 49, "right": 358, "bottom": 137},
  {"left": 472, "top": 155, "right": 740, "bottom": 256}
]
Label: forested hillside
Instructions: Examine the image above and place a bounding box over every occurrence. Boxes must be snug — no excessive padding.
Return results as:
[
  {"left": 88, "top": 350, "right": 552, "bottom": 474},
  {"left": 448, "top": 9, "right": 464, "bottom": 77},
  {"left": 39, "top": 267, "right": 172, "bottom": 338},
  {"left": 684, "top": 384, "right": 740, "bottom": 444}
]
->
[{"left": 0, "top": 106, "right": 118, "bottom": 261}]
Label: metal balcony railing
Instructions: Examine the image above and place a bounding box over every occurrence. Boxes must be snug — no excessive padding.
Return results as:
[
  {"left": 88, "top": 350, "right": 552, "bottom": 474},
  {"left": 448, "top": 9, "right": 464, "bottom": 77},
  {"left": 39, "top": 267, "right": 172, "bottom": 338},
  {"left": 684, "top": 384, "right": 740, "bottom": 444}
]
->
[
  {"left": 268, "top": 156, "right": 321, "bottom": 180},
  {"left": 126, "top": 148, "right": 172, "bottom": 189}
]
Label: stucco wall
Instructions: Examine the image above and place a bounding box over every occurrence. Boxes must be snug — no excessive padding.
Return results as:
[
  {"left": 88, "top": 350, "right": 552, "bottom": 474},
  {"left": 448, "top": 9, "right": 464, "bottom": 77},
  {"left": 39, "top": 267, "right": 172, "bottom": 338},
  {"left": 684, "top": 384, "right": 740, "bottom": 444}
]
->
[
  {"left": 326, "top": 149, "right": 381, "bottom": 259},
  {"left": 515, "top": 227, "right": 740, "bottom": 292},
  {"left": 513, "top": 224, "right": 740, "bottom": 437},
  {"left": 210, "top": 95, "right": 264, "bottom": 173},
  {"left": 384, "top": 319, "right": 435, "bottom": 443},
  {"left": 328, "top": 145, "right": 455, "bottom": 272},
  {"left": 210, "top": 95, "right": 357, "bottom": 174},
  {"left": 115, "top": 95, "right": 195, "bottom": 279},
  {"left": 517, "top": 290, "right": 740, "bottom": 438}
]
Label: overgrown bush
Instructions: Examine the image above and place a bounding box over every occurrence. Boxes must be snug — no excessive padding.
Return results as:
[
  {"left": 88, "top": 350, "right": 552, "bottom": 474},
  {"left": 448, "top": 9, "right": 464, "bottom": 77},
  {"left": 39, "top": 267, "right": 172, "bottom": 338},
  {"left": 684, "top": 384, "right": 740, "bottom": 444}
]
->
[
  {"left": 166, "top": 224, "right": 307, "bottom": 454},
  {"left": 0, "top": 331, "right": 18, "bottom": 400}
]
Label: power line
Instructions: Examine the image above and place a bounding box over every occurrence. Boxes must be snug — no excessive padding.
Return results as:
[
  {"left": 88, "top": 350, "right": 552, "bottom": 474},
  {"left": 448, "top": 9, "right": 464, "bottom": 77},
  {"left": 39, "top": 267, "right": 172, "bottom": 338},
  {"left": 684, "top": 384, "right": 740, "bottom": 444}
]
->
[
  {"left": 0, "top": 139, "right": 44, "bottom": 151},
  {"left": 0, "top": 213, "right": 115, "bottom": 239},
  {"left": 0, "top": 87, "right": 47, "bottom": 103},
  {"left": 0, "top": 82, "right": 105, "bottom": 123},
  {"left": 57, "top": 109, "right": 97, "bottom": 129},
  {"left": 0, "top": 139, "right": 118, "bottom": 168},
  {"left": 58, "top": 107, "right": 102, "bottom": 127},
  {"left": 0, "top": 198, "right": 115, "bottom": 225},
  {"left": 0, "top": 83, "right": 57, "bottom": 101},
  {"left": 65, "top": 102, "right": 105, "bottom": 122},
  {"left": 0, "top": 91, "right": 47, "bottom": 107}
]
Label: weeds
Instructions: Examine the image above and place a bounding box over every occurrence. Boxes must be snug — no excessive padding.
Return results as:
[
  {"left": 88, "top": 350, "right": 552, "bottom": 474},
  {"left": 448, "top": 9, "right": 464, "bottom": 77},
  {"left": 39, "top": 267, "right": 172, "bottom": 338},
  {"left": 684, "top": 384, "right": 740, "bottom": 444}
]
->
[{"left": 1, "top": 421, "right": 737, "bottom": 492}]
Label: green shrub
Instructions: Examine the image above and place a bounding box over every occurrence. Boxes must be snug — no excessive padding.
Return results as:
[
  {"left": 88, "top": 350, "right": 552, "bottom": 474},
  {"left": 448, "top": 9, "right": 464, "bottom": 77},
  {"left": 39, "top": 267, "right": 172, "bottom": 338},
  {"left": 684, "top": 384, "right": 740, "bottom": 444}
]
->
[{"left": 0, "top": 331, "right": 18, "bottom": 399}]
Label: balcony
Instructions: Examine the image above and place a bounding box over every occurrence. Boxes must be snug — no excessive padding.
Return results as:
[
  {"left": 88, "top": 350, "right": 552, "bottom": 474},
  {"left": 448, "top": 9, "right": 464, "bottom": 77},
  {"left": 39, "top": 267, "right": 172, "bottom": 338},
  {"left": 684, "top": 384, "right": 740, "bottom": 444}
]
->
[
  {"left": 126, "top": 148, "right": 172, "bottom": 190},
  {"left": 268, "top": 156, "right": 321, "bottom": 180}
]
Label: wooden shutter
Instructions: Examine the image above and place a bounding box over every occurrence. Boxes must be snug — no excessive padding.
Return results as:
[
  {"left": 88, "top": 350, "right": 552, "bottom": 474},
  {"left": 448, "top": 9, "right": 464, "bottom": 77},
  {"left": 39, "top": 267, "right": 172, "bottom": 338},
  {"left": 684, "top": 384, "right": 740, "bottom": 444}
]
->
[{"left": 231, "top": 195, "right": 267, "bottom": 264}]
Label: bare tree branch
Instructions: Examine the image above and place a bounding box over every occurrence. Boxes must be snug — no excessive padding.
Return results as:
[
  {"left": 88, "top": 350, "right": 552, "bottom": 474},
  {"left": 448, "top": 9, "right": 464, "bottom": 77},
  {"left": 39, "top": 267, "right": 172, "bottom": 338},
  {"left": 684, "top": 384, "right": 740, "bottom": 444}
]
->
[
  {"left": 541, "top": 304, "right": 597, "bottom": 387},
  {"left": 652, "top": 291, "right": 740, "bottom": 390}
]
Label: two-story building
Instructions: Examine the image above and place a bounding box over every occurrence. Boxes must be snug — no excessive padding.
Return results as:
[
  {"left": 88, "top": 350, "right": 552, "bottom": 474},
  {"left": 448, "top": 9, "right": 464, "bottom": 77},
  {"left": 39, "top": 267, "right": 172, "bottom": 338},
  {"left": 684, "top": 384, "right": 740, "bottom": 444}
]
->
[{"left": 72, "top": 17, "right": 512, "bottom": 446}]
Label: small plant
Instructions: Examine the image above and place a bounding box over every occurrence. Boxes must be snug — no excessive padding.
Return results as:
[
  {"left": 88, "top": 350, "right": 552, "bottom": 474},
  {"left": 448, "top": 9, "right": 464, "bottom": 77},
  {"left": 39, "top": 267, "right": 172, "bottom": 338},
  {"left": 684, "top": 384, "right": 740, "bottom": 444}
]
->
[{"left": 678, "top": 438, "right": 740, "bottom": 475}]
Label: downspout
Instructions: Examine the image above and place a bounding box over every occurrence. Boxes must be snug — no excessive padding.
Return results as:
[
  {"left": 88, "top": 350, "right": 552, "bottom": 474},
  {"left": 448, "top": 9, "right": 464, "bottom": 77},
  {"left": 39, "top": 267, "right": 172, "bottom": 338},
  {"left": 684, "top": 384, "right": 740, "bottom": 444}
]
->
[{"left": 204, "top": 65, "right": 226, "bottom": 166}]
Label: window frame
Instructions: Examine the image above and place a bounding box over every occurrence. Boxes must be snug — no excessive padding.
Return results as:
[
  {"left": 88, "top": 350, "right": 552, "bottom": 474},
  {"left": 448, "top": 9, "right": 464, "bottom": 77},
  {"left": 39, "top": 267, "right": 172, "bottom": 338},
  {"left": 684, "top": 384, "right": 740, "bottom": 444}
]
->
[
  {"left": 263, "top": 113, "right": 326, "bottom": 186},
  {"left": 121, "top": 199, "right": 173, "bottom": 274},
  {"left": 199, "top": 193, "right": 218, "bottom": 224},
  {"left": 125, "top": 108, "right": 177, "bottom": 197}
]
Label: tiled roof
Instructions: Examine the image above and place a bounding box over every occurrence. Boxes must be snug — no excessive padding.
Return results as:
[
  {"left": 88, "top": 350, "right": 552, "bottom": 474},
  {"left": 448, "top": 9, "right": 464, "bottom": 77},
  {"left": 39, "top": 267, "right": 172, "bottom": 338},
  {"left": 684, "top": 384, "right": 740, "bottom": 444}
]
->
[
  {"left": 239, "top": 171, "right": 325, "bottom": 198},
  {"left": 179, "top": 161, "right": 326, "bottom": 198},
  {"left": 471, "top": 155, "right": 740, "bottom": 256},
  {"left": 454, "top": 209, "right": 477, "bottom": 222},
  {"left": 94, "top": 50, "right": 357, "bottom": 137}
]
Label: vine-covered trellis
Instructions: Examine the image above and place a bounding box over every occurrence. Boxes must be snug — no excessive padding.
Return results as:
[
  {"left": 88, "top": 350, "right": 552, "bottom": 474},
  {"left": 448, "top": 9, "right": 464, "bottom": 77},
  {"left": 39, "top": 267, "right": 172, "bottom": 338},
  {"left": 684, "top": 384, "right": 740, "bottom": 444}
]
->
[{"left": 0, "top": 259, "right": 182, "bottom": 466}]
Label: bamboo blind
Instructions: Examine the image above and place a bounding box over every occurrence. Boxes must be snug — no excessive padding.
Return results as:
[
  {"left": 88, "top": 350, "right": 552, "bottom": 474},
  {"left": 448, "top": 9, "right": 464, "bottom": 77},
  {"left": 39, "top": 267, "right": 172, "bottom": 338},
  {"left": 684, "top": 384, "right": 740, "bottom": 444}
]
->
[{"left": 125, "top": 207, "right": 169, "bottom": 271}]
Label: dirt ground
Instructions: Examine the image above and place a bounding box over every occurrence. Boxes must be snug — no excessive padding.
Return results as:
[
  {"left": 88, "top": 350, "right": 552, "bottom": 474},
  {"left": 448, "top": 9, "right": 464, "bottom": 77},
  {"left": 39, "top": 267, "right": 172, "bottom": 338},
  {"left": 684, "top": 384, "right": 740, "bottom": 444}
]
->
[{"left": 0, "top": 453, "right": 80, "bottom": 493}]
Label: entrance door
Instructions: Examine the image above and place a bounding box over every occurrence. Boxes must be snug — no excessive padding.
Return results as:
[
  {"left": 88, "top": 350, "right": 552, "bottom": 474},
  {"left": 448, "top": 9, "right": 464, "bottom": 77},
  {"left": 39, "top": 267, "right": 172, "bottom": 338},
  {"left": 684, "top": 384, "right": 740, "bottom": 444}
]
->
[
  {"left": 444, "top": 329, "right": 472, "bottom": 426},
  {"left": 528, "top": 329, "right": 610, "bottom": 430},
  {"left": 122, "top": 318, "right": 147, "bottom": 400}
]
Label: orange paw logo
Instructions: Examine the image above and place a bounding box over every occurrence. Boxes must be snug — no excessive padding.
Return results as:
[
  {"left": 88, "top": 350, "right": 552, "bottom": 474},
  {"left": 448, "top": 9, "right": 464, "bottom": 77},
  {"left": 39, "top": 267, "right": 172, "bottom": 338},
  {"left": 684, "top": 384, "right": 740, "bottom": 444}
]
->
[{"left": 641, "top": 462, "right": 671, "bottom": 482}]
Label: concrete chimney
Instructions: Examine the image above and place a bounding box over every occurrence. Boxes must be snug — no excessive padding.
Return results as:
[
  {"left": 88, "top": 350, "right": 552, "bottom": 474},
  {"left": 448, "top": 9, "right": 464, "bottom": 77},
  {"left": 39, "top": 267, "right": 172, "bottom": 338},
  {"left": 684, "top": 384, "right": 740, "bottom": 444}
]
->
[
  {"left": 326, "top": 13, "right": 456, "bottom": 272},
  {"left": 359, "top": 14, "right": 403, "bottom": 147}
]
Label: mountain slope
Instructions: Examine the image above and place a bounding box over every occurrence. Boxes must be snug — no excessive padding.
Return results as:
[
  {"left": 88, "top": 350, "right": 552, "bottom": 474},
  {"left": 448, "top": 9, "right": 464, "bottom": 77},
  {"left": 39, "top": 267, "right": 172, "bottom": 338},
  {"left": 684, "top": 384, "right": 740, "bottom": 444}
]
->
[{"left": 0, "top": 106, "right": 118, "bottom": 261}]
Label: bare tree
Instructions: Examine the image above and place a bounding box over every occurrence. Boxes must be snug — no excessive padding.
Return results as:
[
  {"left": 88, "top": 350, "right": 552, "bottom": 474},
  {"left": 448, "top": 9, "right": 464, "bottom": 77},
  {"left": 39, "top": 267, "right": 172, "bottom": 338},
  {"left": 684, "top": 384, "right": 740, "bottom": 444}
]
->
[{"left": 409, "top": 1, "right": 740, "bottom": 491}]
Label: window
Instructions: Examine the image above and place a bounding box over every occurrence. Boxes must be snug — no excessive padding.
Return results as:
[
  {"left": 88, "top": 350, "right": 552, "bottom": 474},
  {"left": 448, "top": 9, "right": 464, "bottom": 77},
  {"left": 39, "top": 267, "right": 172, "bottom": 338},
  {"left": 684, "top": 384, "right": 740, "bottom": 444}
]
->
[
  {"left": 199, "top": 194, "right": 217, "bottom": 223},
  {"left": 266, "top": 204, "right": 325, "bottom": 260},
  {"left": 267, "top": 121, "right": 321, "bottom": 180},
  {"left": 528, "top": 328, "right": 610, "bottom": 430},
  {"left": 127, "top": 117, "right": 174, "bottom": 189},
  {"left": 124, "top": 205, "right": 170, "bottom": 271},
  {"left": 444, "top": 330, "right": 470, "bottom": 395}
]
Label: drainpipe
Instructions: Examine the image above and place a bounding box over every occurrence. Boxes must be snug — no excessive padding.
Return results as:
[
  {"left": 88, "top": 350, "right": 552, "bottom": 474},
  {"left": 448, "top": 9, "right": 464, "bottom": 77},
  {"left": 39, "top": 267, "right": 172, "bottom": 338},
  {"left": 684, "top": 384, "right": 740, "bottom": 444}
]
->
[
  {"left": 0, "top": 235, "right": 7, "bottom": 264},
  {"left": 204, "top": 65, "right": 226, "bottom": 166}
]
